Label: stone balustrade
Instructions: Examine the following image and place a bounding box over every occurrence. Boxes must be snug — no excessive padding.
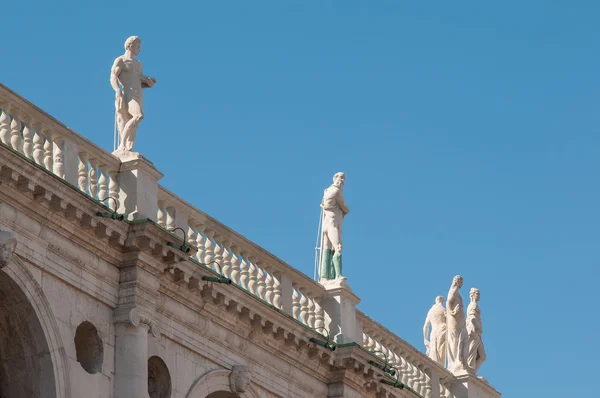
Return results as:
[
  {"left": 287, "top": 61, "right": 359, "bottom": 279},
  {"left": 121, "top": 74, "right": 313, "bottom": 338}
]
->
[
  {"left": 0, "top": 82, "right": 499, "bottom": 398},
  {"left": 156, "top": 187, "right": 329, "bottom": 333},
  {"left": 359, "top": 311, "right": 457, "bottom": 398},
  {"left": 0, "top": 84, "right": 121, "bottom": 210}
]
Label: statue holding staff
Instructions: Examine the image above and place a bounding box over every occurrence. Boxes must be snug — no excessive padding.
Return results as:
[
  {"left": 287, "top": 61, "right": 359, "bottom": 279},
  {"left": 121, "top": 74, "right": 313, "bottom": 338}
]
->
[
  {"left": 319, "top": 172, "right": 349, "bottom": 281},
  {"left": 110, "top": 36, "right": 156, "bottom": 154}
]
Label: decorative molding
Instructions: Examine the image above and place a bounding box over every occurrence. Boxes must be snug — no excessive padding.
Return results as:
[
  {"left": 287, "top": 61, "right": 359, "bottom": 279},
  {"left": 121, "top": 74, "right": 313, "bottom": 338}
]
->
[
  {"left": 230, "top": 365, "right": 252, "bottom": 394},
  {"left": 0, "top": 230, "right": 16, "bottom": 269},
  {"left": 113, "top": 307, "right": 160, "bottom": 337}
]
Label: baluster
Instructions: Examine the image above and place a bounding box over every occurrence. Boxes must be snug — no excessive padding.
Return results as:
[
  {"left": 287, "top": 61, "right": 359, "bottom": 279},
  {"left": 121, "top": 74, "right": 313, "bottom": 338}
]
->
[
  {"left": 314, "top": 298, "right": 324, "bottom": 332},
  {"left": 165, "top": 205, "right": 176, "bottom": 230},
  {"left": 203, "top": 230, "right": 215, "bottom": 269},
  {"left": 187, "top": 223, "right": 197, "bottom": 250},
  {"left": 388, "top": 350, "right": 400, "bottom": 376},
  {"left": 213, "top": 236, "right": 225, "bottom": 275},
  {"left": 272, "top": 271, "right": 282, "bottom": 309},
  {"left": 364, "top": 334, "right": 373, "bottom": 352},
  {"left": 157, "top": 200, "right": 167, "bottom": 227},
  {"left": 108, "top": 170, "right": 119, "bottom": 211},
  {"left": 88, "top": 159, "right": 99, "bottom": 199},
  {"left": 10, "top": 113, "right": 22, "bottom": 153},
  {"left": 307, "top": 296, "right": 316, "bottom": 328},
  {"left": 264, "top": 268, "right": 275, "bottom": 305},
  {"left": 415, "top": 362, "right": 425, "bottom": 393},
  {"left": 372, "top": 337, "right": 384, "bottom": 359},
  {"left": 195, "top": 226, "right": 206, "bottom": 263},
  {"left": 78, "top": 152, "right": 90, "bottom": 194},
  {"left": 256, "top": 265, "right": 268, "bottom": 300},
  {"left": 298, "top": 289, "right": 308, "bottom": 325},
  {"left": 22, "top": 123, "right": 33, "bottom": 159},
  {"left": 0, "top": 109, "right": 10, "bottom": 146},
  {"left": 229, "top": 246, "right": 241, "bottom": 285},
  {"left": 32, "top": 125, "right": 45, "bottom": 166},
  {"left": 237, "top": 253, "right": 248, "bottom": 290},
  {"left": 245, "top": 257, "right": 256, "bottom": 294},
  {"left": 407, "top": 355, "right": 419, "bottom": 391},
  {"left": 422, "top": 367, "right": 432, "bottom": 398},
  {"left": 43, "top": 133, "right": 53, "bottom": 171},
  {"left": 292, "top": 288, "right": 300, "bottom": 320},
  {"left": 400, "top": 355, "right": 411, "bottom": 386},
  {"left": 98, "top": 166, "right": 108, "bottom": 202},
  {"left": 53, "top": 138, "right": 65, "bottom": 178}
]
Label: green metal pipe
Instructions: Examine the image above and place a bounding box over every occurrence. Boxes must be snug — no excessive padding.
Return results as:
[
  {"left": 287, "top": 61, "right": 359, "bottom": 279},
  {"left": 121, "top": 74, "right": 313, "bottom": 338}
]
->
[
  {"left": 309, "top": 337, "right": 336, "bottom": 351},
  {"left": 202, "top": 276, "right": 232, "bottom": 284},
  {"left": 96, "top": 211, "right": 125, "bottom": 221},
  {"left": 381, "top": 379, "right": 405, "bottom": 389},
  {"left": 167, "top": 242, "right": 191, "bottom": 253},
  {"left": 368, "top": 360, "right": 396, "bottom": 376}
]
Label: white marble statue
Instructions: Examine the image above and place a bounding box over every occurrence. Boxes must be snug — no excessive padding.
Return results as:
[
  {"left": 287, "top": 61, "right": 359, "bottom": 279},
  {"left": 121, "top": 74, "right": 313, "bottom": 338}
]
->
[
  {"left": 319, "top": 172, "right": 349, "bottom": 281},
  {"left": 0, "top": 230, "right": 17, "bottom": 269},
  {"left": 446, "top": 275, "right": 469, "bottom": 374},
  {"left": 466, "top": 288, "right": 486, "bottom": 374},
  {"left": 423, "top": 296, "right": 447, "bottom": 366},
  {"left": 110, "top": 36, "right": 156, "bottom": 154}
]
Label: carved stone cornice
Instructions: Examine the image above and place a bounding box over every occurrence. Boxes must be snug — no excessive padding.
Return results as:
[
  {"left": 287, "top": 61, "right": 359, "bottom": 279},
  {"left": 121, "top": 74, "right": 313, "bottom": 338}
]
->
[{"left": 0, "top": 146, "right": 129, "bottom": 260}]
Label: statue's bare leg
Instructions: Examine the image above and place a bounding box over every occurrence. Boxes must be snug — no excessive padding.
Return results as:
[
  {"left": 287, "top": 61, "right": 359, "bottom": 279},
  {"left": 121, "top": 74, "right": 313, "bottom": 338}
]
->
[
  {"left": 327, "top": 225, "right": 343, "bottom": 279},
  {"left": 116, "top": 109, "right": 131, "bottom": 150},
  {"left": 120, "top": 98, "right": 144, "bottom": 151},
  {"left": 320, "top": 232, "right": 334, "bottom": 279}
]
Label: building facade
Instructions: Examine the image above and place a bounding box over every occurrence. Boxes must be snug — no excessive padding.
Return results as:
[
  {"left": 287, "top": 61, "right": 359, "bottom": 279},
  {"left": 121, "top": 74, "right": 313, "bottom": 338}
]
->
[{"left": 0, "top": 83, "right": 500, "bottom": 398}]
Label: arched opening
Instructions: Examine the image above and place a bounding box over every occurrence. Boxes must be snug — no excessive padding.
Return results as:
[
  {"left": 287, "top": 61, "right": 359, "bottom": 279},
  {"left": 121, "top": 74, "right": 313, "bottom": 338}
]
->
[
  {"left": 206, "top": 392, "right": 237, "bottom": 398},
  {"left": 148, "top": 355, "right": 172, "bottom": 398},
  {"left": 0, "top": 271, "right": 56, "bottom": 397},
  {"left": 74, "top": 321, "right": 103, "bottom": 374}
]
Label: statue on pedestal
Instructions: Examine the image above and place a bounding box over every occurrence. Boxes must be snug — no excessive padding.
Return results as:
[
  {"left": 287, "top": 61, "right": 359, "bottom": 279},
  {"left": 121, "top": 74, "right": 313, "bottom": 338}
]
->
[
  {"left": 466, "top": 288, "right": 486, "bottom": 374},
  {"left": 446, "top": 275, "right": 469, "bottom": 374},
  {"left": 110, "top": 36, "right": 156, "bottom": 155},
  {"left": 423, "top": 296, "right": 447, "bottom": 366},
  {"left": 319, "top": 172, "right": 349, "bottom": 282}
]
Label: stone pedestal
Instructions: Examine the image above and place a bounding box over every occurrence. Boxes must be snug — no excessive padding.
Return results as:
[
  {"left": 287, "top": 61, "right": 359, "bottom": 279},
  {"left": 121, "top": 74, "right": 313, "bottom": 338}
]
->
[
  {"left": 450, "top": 374, "right": 501, "bottom": 398},
  {"left": 320, "top": 279, "right": 361, "bottom": 344},
  {"left": 113, "top": 322, "right": 149, "bottom": 398},
  {"left": 114, "top": 151, "right": 163, "bottom": 222}
]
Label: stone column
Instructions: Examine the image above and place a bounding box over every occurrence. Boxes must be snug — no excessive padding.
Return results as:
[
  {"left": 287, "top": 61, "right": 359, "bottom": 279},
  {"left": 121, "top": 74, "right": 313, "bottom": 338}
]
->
[
  {"left": 113, "top": 310, "right": 149, "bottom": 398},
  {"left": 320, "top": 279, "right": 361, "bottom": 344},
  {"left": 115, "top": 153, "right": 163, "bottom": 221},
  {"left": 113, "top": 264, "right": 160, "bottom": 398}
]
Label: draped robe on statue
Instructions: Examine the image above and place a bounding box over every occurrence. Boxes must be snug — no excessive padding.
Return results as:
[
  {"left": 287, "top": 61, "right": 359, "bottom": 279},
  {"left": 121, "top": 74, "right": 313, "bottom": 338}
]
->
[
  {"left": 446, "top": 286, "right": 469, "bottom": 374},
  {"left": 466, "top": 301, "right": 486, "bottom": 373}
]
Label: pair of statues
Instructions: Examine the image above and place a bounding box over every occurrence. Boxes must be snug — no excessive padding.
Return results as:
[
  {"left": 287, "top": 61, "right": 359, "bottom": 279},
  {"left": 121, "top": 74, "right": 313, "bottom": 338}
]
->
[
  {"left": 423, "top": 275, "right": 486, "bottom": 375},
  {"left": 109, "top": 36, "right": 350, "bottom": 282}
]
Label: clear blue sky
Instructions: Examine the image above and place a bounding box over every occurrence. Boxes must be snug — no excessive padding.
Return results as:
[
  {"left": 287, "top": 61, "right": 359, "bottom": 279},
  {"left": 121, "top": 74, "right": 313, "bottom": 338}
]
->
[{"left": 3, "top": 1, "right": 598, "bottom": 396}]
